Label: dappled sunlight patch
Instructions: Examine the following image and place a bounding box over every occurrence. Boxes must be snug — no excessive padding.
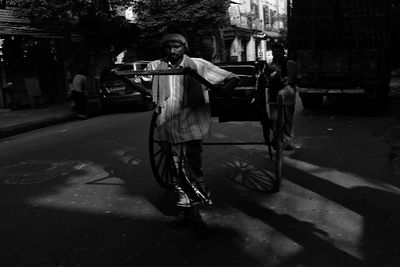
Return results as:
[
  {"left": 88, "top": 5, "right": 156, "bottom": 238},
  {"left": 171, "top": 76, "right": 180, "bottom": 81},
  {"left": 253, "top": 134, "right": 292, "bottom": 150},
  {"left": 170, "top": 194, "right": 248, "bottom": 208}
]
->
[
  {"left": 276, "top": 183, "right": 363, "bottom": 258},
  {"left": 19, "top": 160, "right": 163, "bottom": 221},
  {"left": 28, "top": 190, "right": 164, "bottom": 222},
  {"left": 121, "top": 156, "right": 141, "bottom": 166},
  {"left": 220, "top": 158, "right": 367, "bottom": 261},
  {"left": 213, "top": 166, "right": 364, "bottom": 263},
  {"left": 268, "top": 157, "right": 400, "bottom": 261},
  {"left": 231, "top": 144, "right": 269, "bottom": 153},
  {"left": 283, "top": 157, "right": 400, "bottom": 192},
  {"left": 0, "top": 160, "right": 91, "bottom": 184},
  {"left": 111, "top": 147, "right": 142, "bottom": 166}
]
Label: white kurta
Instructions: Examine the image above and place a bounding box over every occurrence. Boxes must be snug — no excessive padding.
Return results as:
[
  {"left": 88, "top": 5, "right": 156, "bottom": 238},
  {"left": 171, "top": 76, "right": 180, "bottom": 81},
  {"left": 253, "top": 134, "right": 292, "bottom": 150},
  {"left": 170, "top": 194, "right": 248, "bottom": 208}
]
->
[{"left": 146, "top": 57, "right": 236, "bottom": 144}]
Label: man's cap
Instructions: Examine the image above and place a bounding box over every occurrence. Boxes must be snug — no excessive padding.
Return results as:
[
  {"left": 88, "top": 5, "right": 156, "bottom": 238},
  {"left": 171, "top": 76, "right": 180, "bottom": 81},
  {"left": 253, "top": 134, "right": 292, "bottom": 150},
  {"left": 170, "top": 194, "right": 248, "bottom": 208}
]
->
[{"left": 160, "top": 33, "right": 188, "bottom": 50}]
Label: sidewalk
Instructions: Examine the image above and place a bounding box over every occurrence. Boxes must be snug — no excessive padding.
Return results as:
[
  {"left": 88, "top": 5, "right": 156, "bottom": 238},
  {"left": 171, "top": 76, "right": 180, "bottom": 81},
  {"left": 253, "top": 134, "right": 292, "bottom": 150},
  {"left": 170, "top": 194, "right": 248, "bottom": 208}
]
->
[
  {"left": 1, "top": 77, "right": 400, "bottom": 140},
  {"left": 0, "top": 103, "right": 78, "bottom": 139}
]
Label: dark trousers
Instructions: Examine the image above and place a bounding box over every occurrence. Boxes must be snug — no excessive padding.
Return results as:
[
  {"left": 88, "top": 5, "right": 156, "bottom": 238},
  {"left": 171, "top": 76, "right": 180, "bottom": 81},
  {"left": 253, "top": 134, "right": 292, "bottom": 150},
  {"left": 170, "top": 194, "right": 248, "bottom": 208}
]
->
[{"left": 169, "top": 140, "right": 211, "bottom": 206}]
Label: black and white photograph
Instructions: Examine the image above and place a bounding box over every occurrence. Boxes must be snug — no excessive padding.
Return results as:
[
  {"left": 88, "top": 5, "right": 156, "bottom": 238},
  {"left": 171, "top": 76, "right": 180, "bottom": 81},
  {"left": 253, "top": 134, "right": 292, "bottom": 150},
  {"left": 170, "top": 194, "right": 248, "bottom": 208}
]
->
[{"left": 1, "top": 0, "right": 400, "bottom": 266}]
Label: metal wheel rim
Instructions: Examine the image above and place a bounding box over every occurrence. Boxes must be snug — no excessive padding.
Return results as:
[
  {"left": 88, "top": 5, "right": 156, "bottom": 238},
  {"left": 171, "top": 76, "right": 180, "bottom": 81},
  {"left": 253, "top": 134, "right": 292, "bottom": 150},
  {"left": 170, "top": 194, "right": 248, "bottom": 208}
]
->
[{"left": 149, "top": 111, "right": 173, "bottom": 188}]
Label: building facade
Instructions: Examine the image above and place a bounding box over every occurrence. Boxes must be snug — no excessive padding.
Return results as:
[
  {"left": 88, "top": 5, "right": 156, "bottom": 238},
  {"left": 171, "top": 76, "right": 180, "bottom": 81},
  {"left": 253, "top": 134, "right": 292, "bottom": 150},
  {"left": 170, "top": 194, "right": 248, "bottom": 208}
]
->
[
  {"left": 223, "top": 0, "right": 286, "bottom": 62},
  {"left": 0, "top": 5, "right": 74, "bottom": 109},
  {"left": 0, "top": 4, "right": 114, "bottom": 109},
  {"left": 115, "top": 1, "right": 287, "bottom": 64}
]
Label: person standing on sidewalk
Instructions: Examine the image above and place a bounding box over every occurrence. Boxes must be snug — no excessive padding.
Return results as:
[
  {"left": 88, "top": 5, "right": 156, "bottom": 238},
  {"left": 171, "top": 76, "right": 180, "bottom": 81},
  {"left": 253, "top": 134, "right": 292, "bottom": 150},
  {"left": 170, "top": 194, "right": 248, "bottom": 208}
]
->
[
  {"left": 69, "top": 68, "right": 89, "bottom": 118},
  {"left": 268, "top": 42, "right": 298, "bottom": 151},
  {"left": 145, "top": 28, "right": 239, "bottom": 232}
]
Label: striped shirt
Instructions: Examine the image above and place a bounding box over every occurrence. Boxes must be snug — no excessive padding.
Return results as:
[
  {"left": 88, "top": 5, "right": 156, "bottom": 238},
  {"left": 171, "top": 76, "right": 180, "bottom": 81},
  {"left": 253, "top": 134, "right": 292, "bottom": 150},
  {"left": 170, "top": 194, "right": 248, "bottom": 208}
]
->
[{"left": 146, "top": 57, "right": 237, "bottom": 144}]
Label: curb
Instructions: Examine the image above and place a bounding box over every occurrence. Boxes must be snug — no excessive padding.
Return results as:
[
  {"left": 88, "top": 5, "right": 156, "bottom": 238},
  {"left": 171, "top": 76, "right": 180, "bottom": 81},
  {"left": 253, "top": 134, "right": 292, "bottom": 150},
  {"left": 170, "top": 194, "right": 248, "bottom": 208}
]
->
[{"left": 0, "top": 113, "right": 78, "bottom": 139}]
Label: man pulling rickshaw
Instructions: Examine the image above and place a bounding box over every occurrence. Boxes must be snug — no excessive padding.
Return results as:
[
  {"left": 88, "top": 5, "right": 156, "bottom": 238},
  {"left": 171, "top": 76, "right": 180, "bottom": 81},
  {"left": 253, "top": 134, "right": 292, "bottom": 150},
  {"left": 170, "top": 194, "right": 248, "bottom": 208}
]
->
[{"left": 143, "top": 29, "right": 240, "bottom": 232}]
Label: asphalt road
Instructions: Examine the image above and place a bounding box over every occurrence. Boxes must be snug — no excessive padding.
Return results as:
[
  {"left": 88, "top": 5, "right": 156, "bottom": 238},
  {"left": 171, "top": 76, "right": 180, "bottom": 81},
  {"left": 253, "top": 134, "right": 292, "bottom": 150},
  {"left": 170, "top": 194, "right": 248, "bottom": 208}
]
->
[{"left": 1, "top": 96, "right": 400, "bottom": 266}]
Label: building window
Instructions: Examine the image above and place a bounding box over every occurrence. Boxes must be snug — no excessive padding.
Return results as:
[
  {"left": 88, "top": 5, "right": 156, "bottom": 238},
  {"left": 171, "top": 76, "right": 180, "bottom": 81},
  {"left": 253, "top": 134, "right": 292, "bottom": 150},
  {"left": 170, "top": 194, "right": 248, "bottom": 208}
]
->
[
  {"left": 0, "top": 0, "right": 6, "bottom": 9},
  {"left": 251, "top": 3, "right": 259, "bottom": 19}
]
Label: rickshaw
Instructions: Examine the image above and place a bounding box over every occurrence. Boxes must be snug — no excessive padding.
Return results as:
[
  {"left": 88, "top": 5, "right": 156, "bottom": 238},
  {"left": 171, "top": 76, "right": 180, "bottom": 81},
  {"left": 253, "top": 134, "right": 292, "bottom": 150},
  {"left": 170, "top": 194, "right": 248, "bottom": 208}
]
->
[{"left": 114, "top": 61, "right": 285, "bottom": 193}]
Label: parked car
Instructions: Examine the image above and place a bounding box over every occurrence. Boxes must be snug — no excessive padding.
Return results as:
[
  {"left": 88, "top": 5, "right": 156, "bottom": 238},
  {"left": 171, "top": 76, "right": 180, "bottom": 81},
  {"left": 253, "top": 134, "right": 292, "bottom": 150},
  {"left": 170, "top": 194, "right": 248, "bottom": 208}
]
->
[{"left": 98, "top": 61, "right": 154, "bottom": 111}]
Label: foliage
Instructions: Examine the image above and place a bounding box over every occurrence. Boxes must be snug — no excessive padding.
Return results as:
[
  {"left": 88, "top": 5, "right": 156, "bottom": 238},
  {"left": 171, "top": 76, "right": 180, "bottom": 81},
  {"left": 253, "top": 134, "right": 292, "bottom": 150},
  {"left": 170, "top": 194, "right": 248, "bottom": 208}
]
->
[
  {"left": 133, "top": 0, "right": 229, "bottom": 35},
  {"left": 11, "top": 0, "right": 132, "bottom": 32},
  {"left": 10, "top": 0, "right": 231, "bottom": 59},
  {"left": 132, "top": 0, "right": 230, "bottom": 58}
]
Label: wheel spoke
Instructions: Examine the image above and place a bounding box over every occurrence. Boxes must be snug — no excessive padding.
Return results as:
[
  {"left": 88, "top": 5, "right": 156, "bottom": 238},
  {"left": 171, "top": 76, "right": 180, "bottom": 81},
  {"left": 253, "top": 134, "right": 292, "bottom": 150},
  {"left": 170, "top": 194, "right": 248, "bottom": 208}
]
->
[
  {"left": 160, "top": 157, "right": 169, "bottom": 179},
  {"left": 149, "top": 111, "right": 169, "bottom": 188},
  {"left": 153, "top": 148, "right": 163, "bottom": 157},
  {"left": 163, "top": 156, "right": 173, "bottom": 185},
  {"left": 160, "top": 161, "right": 166, "bottom": 178},
  {"left": 156, "top": 151, "right": 165, "bottom": 170}
]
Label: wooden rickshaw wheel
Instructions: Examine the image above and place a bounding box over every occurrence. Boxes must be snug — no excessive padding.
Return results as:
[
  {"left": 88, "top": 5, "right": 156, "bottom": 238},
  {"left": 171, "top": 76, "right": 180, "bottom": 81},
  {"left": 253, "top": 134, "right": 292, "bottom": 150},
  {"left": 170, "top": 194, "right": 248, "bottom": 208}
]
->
[
  {"left": 147, "top": 64, "right": 284, "bottom": 193},
  {"left": 148, "top": 111, "right": 174, "bottom": 189}
]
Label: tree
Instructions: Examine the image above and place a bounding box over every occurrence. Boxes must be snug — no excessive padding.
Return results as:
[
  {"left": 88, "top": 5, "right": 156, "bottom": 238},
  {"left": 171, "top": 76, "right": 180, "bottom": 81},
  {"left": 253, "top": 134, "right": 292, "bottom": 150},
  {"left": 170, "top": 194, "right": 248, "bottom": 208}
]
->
[
  {"left": 12, "top": 0, "right": 131, "bottom": 33},
  {"left": 11, "top": 0, "right": 140, "bottom": 56},
  {"left": 11, "top": 0, "right": 231, "bottom": 59},
  {"left": 132, "top": 0, "right": 231, "bottom": 59}
]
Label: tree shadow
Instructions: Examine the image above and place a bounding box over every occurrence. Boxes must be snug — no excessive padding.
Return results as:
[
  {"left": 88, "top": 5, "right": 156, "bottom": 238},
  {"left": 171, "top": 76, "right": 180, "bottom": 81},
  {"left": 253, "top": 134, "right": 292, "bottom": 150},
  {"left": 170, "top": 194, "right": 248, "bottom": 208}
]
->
[
  {"left": 202, "top": 142, "right": 400, "bottom": 266},
  {"left": 350, "top": 186, "right": 400, "bottom": 267},
  {"left": 279, "top": 164, "right": 400, "bottom": 267},
  {"left": 89, "top": 151, "right": 179, "bottom": 217},
  {"left": 300, "top": 94, "right": 400, "bottom": 117},
  {"left": 293, "top": 95, "right": 400, "bottom": 189},
  {"left": 208, "top": 160, "right": 362, "bottom": 267},
  {"left": 0, "top": 153, "right": 266, "bottom": 266},
  {"left": 0, "top": 204, "right": 263, "bottom": 267}
]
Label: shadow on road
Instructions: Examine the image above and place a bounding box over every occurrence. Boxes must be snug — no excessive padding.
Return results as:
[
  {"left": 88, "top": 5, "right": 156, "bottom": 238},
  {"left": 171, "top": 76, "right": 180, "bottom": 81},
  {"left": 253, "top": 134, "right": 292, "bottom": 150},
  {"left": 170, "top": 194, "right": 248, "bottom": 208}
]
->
[
  {"left": 3, "top": 94, "right": 400, "bottom": 266},
  {"left": 220, "top": 186, "right": 362, "bottom": 267},
  {"left": 0, "top": 204, "right": 262, "bottom": 266},
  {"left": 226, "top": 158, "right": 277, "bottom": 193},
  {"left": 0, "top": 162, "right": 264, "bottom": 267},
  {"left": 205, "top": 142, "right": 400, "bottom": 267},
  {"left": 300, "top": 94, "right": 400, "bottom": 118},
  {"left": 205, "top": 151, "right": 362, "bottom": 266},
  {"left": 294, "top": 94, "right": 400, "bottom": 189},
  {"left": 279, "top": 163, "right": 400, "bottom": 267}
]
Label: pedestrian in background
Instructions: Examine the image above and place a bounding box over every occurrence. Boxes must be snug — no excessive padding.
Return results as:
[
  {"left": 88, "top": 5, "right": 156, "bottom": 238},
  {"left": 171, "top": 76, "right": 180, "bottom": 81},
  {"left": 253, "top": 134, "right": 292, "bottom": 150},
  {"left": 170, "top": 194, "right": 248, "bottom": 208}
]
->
[
  {"left": 268, "top": 42, "right": 298, "bottom": 151},
  {"left": 145, "top": 27, "right": 239, "bottom": 233},
  {"left": 69, "top": 68, "right": 89, "bottom": 118}
]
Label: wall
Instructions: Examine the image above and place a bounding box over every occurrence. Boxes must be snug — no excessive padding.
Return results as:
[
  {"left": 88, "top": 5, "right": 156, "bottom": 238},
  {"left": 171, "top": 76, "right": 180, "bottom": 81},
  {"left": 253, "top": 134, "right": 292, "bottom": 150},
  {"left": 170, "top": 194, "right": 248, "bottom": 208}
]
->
[{"left": 224, "top": 0, "right": 285, "bottom": 62}]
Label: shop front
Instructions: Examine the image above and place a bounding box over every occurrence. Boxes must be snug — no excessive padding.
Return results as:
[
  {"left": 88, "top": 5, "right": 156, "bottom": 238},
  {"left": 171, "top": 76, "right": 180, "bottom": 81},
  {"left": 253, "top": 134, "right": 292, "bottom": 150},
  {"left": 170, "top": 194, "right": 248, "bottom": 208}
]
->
[
  {"left": 0, "top": 8, "right": 67, "bottom": 109},
  {"left": 0, "top": 34, "right": 68, "bottom": 109}
]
